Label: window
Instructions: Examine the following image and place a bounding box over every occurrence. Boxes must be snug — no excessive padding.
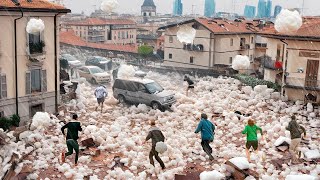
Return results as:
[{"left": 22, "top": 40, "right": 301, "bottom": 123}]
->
[
  {"left": 190, "top": 56, "right": 194, "bottom": 64},
  {"left": 240, "top": 38, "right": 246, "bottom": 46},
  {"left": 251, "top": 37, "right": 254, "bottom": 44},
  {"left": 29, "top": 32, "right": 44, "bottom": 54},
  {"left": 250, "top": 55, "right": 253, "bottom": 61},
  {"left": 26, "top": 69, "right": 47, "bottom": 94},
  {"left": 169, "top": 53, "right": 172, "bottom": 59},
  {"left": 230, "top": 38, "right": 233, "bottom": 46},
  {"left": 30, "top": 104, "right": 43, "bottom": 118},
  {"left": 0, "top": 74, "right": 7, "bottom": 99},
  {"left": 31, "top": 69, "right": 41, "bottom": 93},
  {"left": 169, "top": 36, "right": 173, "bottom": 43},
  {"left": 229, "top": 57, "right": 233, "bottom": 64}
]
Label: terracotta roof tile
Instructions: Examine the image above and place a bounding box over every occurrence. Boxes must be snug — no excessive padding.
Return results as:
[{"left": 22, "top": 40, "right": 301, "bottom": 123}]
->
[
  {"left": 60, "top": 30, "right": 138, "bottom": 53},
  {"left": 66, "top": 18, "right": 136, "bottom": 26},
  {"left": 0, "top": 0, "right": 70, "bottom": 12}
]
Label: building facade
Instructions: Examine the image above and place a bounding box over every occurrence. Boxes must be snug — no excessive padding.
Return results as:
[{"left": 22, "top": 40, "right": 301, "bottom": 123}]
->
[
  {"left": 141, "top": 0, "right": 157, "bottom": 17},
  {"left": 63, "top": 18, "right": 137, "bottom": 45},
  {"left": 0, "top": 0, "right": 70, "bottom": 123},
  {"left": 244, "top": 5, "right": 256, "bottom": 19},
  {"left": 274, "top": 5, "right": 282, "bottom": 17},
  {"left": 173, "top": 0, "right": 183, "bottom": 16},
  {"left": 204, "top": 0, "right": 215, "bottom": 17}
]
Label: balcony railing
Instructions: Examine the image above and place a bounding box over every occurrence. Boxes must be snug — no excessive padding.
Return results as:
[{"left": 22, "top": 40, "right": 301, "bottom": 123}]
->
[
  {"left": 183, "top": 44, "right": 204, "bottom": 52},
  {"left": 240, "top": 44, "right": 250, "bottom": 50},
  {"left": 286, "top": 76, "right": 320, "bottom": 89}
]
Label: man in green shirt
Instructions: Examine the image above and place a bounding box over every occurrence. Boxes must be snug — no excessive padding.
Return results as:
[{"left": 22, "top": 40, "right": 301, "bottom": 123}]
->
[{"left": 242, "top": 119, "right": 263, "bottom": 162}]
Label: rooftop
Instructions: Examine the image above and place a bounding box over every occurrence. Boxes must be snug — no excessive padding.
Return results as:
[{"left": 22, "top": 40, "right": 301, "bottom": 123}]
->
[
  {"left": 60, "top": 30, "right": 138, "bottom": 53},
  {"left": 0, "top": 0, "right": 70, "bottom": 13},
  {"left": 65, "top": 18, "right": 136, "bottom": 26},
  {"left": 141, "top": 0, "right": 156, "bottom": 7}
]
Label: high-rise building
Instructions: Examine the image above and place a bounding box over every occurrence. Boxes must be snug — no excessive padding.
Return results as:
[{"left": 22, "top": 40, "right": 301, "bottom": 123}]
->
[
  {"left": 173, "top": 0, "right": 183, "bottom": 16},
  {"left": 274, "top": 5, "right": 282, "bottom": 17},
  {"left": 244, "top": 5, "right": 256, "bottom": 18},
  {"left": 204, "top": 0, "right": 215, "bottom": 17},
  {"left": 266, "top": 0, "right": 272, "bottom": 18}
]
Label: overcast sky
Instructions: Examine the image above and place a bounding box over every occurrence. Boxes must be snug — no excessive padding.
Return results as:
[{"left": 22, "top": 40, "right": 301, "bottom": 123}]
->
[{"left": 63, "top": 0, "right": 319, "bottom": 16}]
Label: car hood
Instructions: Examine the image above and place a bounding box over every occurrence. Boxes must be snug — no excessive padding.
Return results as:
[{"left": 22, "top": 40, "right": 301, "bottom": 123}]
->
[
  {"left": 94, "top": 72, "right": 110, "bottom": 77},
  {"left": 155, "top": 90, "right": 174, "bottom": 97}
]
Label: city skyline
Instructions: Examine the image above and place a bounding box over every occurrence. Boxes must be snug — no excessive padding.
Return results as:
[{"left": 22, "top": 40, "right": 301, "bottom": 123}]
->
[
  {"left": 173, "top": 0, "right": 183, "bottom": 16},
  {"left": 204, "top": 0, "right": 215, "bottom": 17},
  {"left": 63, "top": 0, "right": 319, "bottom": 16}
]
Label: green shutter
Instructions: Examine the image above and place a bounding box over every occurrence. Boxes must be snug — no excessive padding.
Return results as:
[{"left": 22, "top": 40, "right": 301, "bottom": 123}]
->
[
  {"left": 26, "top": 72, "right": 31, "bottom": 94},
  {"left": 1, "top": 75, "right": 7, "bottom": 98},
  {"left": 42, "top": 69, "right": 47, "bottom": 92}
]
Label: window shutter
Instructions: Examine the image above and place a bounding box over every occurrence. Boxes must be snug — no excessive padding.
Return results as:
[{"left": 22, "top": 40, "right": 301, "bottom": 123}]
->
[
  {"left": 42, "top": 69, "right": 47, "bottom": 92},
  {"left": 1, "top": 75, "right": 7, "bottom": 98},
  {"left": 26, "top": 71, "right": 31, "bottom": 95}
]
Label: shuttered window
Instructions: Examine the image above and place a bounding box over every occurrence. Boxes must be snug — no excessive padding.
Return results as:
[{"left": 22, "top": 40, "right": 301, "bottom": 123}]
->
[
  {"left": 0, "top": 74, "right": 7, "bottom": 99},
  {"left": 26, "top": 69, "right": 47, "bottom": 94},
  {"left": 26, "top": 71, "right": 31, "bottom": 95},
  {"left": 42, "top": 70, "right": 47, "bottom": 92}
]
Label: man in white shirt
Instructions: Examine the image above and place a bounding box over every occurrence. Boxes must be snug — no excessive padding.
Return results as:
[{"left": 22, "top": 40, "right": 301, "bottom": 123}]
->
[{"left": 94, "top": 85, "right": 108, "bottom": 112}]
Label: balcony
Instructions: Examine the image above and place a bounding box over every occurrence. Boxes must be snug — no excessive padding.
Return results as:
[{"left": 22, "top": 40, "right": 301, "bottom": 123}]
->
[
  {"left": 240, "top": 44, "right": 250, "bottom": 50},
  {"left": 183, "top": 44, "right": 204, "bottom": 52},
  {"left": 264, "top": 59, "right": 283, "bottom": 70},
  {"left": 286, "top": 75, "right": 320, "bottom": 90},
  {"left": 256, "top": 43, "right": 267, "bottom": 49},
  {"left": 28, "top": 41, "right": 46, "bottom": 62}
]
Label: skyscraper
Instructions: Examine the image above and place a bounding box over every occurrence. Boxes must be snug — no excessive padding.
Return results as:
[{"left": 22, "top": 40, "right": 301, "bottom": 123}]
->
[
  {"left": 244, "top": 5, "right": 256, "bottom": 18},
  {"left": 257, "top": 0, "right": 272, "bottom": 18},
  {"left": 204, "top": 0, "right": 215, "bottom": 17},
  {"left": 274, "top": 5, "right": 282, "bottom": 17},
  {"left": 173, "top": 0, "right": 183, "bottom": 16},
  {"left": 266, "top": 0, "right": 272, "bottom": 18}
]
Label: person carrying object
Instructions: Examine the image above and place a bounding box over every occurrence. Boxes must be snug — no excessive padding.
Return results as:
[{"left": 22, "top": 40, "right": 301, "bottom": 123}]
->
[
  {"left": 195, "top": 113, "right": 216, "bottom": 161},
  {"left": 144, "top": 120, "right": 166, "bottom": 170},
  {"left": 94, "top": 84, "right": 108, "bottom": 112},
  {"left": 242, "top": 119, "right": 263, "bottom": 162},
  {"left": 286, "top": 115, "right": 306, "bottom": 164},
  {"left": 61, "top": 114, "right": 82, "bottom": 166}
]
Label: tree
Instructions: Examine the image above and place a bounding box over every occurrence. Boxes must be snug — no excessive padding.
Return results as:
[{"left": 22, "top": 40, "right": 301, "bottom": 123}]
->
[{"left": 138, "top": 45, "right": 153, "bottom": 58}]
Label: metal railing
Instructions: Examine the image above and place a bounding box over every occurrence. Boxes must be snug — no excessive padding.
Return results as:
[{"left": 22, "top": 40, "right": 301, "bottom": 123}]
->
[{"left": 285, "top": 76, "right": 320, "bottom": 89}]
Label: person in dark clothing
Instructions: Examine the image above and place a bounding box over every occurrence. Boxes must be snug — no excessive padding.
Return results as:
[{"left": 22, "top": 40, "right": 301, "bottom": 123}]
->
[
  {"left": 145, "top": 120, "right": 165, "bottom": 169},
  {"left": 195, "top": 113, "right": 215, "bottom": 161},
  {"left": 112, "top": 67, "right": 119, "bottom": 80},
  {"left": 184, "top": 75, "right": 195, "bottom": 96},
  {"left": 286, "top": 115, "right": 306, "bottom": 164},
  {"left": 61, "top": 114, "right": 82, "bottom": 165}
]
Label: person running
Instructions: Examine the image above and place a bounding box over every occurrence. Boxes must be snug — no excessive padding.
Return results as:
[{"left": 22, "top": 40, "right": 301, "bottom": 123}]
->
[
  {"left": 286, "top": 115, "right": 306, "bottom": 164},
  {"left": 195, "top": 113, "right": 215, "bottom": 161},
  {"left": 94, "top": 85, "right": 108, "bottom": 112},
  {"left": 144, "top": 120, "right": 166, "bottom": 170},
  {"left": 184, "top": 75, "right": 195, "bottom": 96},
  {"left": 242, "top": 119, "right": 263, "bottom": 162},
  {"left": 61, "top": 114, "right": 82, "bottom": 166}
]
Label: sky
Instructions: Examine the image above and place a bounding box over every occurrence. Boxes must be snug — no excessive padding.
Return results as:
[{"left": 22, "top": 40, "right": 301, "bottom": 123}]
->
[{"left": 63, "top": 0, "right": 319, "bottom": 16}]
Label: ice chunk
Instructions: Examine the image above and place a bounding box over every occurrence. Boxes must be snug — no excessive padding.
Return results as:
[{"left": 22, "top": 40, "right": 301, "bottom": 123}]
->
[
  {"left": 176, "top": 25, "right": 196, "bottom": 44},
  {"left": 100, "top": 0, "right": 118, "bottom": 13},
  {"left": 275, "top": 9, "right": 302, "bottom": 34},
  {"left": 232, "top": 55, "right": 250, "bottom": 70},
  {"left": 229, "top": 157, "right": 249, "bottom": 170},
  {"left": 155, "top": 142, "right": 167, "bottom": 154},
  {"left": 199, "top": 170, "right": 225, "bottom": 180},
  {"left": 117, "top": 64, "right": 135, "bottom": 79},
  {"left": 285, "top": 174, "right": 317, "bottom": 180},
  {"left": 304, "top": 150, "right": 320, "bottom": 159},
  {"left": 274, "top": 136, "right": 291, "bottom": 147},
  {"left": 26, "top": 18, "right": 45, "bottom": 34}
]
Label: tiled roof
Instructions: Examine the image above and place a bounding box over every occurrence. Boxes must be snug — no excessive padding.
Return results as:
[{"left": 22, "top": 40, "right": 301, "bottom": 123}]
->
[
  {"left": 60, "top": 30, "right": 138, "bottom": 53},
  {"left": 260, "top": 17, "right": 320, "bottom": 39},
  {"left": 0, "top": 0, "right": 70, "bottom": 12},
  {"left": 65, "top": 18, "right": 136, "bottom": 26}
]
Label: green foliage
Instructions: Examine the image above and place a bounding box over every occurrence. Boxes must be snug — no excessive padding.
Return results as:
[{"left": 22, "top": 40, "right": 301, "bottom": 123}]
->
[
  {"left": 138, "top": 45, "right": 153, "bottom": 57},
  {"left": 60, "top": 58, "right": 69, "bottom": 69},
  {"left": 0, "top": 114, "right": 21, "bottom": 131},
  {"left": 29, "top": 41, "right": 45, "bottom": 54},
  {"left": 10, "top": 114, "right": 20, "bottom": 127},
  {"left": 235, "top": 74, "right": 281, "bottom": 92}
]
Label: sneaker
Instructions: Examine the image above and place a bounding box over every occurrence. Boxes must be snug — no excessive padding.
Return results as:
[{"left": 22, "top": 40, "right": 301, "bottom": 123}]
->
[{"left": 61, "top": 152, "right": 65, "bottom": 163}]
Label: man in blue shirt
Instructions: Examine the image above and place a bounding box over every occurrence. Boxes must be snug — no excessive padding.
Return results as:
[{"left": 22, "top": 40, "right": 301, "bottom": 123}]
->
[
  {"left": 94, "top": 85, "right": 108, "bottom": 112},
  {"left": 195, "top": 113, "right": 215, "bottom": 161}
]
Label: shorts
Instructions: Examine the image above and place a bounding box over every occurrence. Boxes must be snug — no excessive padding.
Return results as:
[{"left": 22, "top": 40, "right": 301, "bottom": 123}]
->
[
  {"left": 188, "top": 85, "right": 194, "bottom": 89},
  {"left": 246, "top": 141, "right": 258, "bottom": 150},
  {"left": 97, "top": 97, "right": 105, "bottom": 104}
]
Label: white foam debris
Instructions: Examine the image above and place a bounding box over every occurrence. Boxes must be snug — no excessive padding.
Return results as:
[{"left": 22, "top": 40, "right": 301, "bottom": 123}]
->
[
  {"left": 274, "top": 136, "right": 291, "bottom": 146},
  {"left": 285, "top": 174, "right": 317, "bottom": 180},
  {"left": 229, "top": 157, "right": 249, "bottom": 170},
  {"left": 100, "top": 0, "right": 119, "bottom": 13},
  {"left": 275, "top": 9, "right": 303, "bottom": 34},
  {"left": 30, "top": 112, "right": 51, "bottom": 130},
  {"left": 232, "top": 55, "right": 250, "bottom": 70},
  {"left": 117, "top": 64, "right": 135, "bottom": 79},
  {"left": 26, "top": 18, "right": 45, "bottom": 34},
  {"left": 176, "top": 25, "right": 196, "bottom": 44},
  {"left": 78, "top": 156, "right": 92, "bottom": 164},
  {"left": 155, "top": 142, "right": 167, "bottom": 153},
  {"left": 304, "top": 150, "right": 320, "bottom": 159},
  {"left": 200, "top": 170, "right": 225, "bottom": 180}
]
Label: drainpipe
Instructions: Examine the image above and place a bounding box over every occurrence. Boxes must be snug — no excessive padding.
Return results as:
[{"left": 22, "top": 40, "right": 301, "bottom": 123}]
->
[
  {"left": 208, "top": 33, "right": 212, "bottom": 68},
  {"left": 14, "top": 8, "right": 24, "bottom": 115},
  {"left": 280, "top": 39, "right": 288, "bottom": 96},
  {"left": 54, "top": 13, "right": 61, "bottom": 113}
]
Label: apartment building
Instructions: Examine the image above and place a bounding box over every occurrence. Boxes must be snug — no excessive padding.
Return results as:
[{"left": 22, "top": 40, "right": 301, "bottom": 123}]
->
[
  {"left": 260, "top": 17, "right": 320, "bottom": 103},
  {"left": 0, "top": 0, "right": 70, "bottom": 122},
  {"left": 159, "top": 18, "right": 259, "bottom": 69},
  {"left": 63, "top": 18, "right": 137, "bottom": 45}
]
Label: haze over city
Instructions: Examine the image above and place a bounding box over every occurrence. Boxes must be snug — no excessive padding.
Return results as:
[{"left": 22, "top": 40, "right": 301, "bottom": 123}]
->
[{"left": 63, "top": 0, "right": 319, "bottom": 16}]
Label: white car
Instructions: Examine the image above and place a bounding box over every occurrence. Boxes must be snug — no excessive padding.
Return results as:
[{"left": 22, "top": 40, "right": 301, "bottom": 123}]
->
[
  {"left": 78, "top": 66, "right": 111, "bottom": 84},
  {"left": 61, "top": 54, "right": 82, "bottom": 67}
]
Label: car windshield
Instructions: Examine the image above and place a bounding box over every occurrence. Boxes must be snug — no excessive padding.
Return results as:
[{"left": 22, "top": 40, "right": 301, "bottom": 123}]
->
[
  {"left": 145, "top": 82, "right": 164, "bottom": 94},
  {"left": 89, "top": 67, "right": 104, "bottom": 74},
  {"left": 63, "top": 54, "right": 77, "bottom": 61},
  {"left": 95, "top": 57, "right": 108, "bottom": 62}
]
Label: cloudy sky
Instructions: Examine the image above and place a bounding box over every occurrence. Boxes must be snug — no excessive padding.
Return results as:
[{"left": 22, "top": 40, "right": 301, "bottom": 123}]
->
[{"left": 63, "top": 0, "right": 319, "bottom": 16}]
